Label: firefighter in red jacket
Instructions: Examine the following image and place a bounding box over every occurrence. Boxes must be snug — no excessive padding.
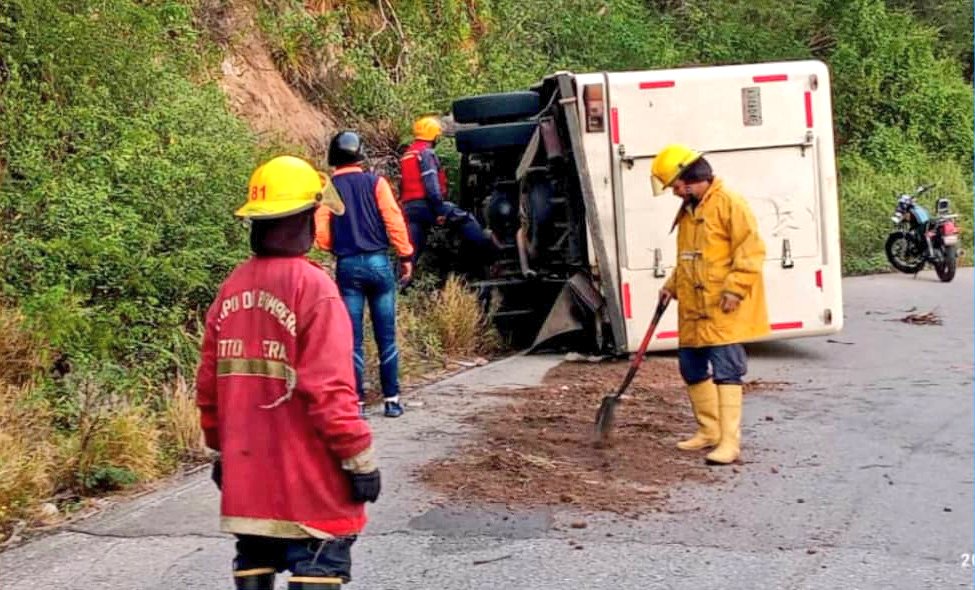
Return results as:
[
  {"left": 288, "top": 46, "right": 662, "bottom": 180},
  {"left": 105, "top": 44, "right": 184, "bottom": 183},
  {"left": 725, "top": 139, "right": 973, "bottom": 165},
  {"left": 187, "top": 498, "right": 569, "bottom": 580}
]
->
[
  {"left": 399, "top": 116, "right": 501, "bottom": 265},
  {"left": 196, "top": 155, "right": 379, "bottom": 590}
]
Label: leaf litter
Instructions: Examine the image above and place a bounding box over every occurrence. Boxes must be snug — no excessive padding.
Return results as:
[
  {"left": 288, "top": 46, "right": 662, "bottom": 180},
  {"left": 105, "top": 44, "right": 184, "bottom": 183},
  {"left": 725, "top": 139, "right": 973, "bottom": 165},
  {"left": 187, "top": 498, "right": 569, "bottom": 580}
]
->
[{"left": 417, "top": 358, "right": 785, "bottom": 515}]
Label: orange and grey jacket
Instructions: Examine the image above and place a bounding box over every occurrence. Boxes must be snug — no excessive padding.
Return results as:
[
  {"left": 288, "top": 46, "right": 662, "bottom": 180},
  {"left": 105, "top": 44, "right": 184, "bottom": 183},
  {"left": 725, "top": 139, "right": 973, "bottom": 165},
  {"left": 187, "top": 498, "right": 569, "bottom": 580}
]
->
[{"left": 314, "top": 166, "right": 414, "bottom": 260}]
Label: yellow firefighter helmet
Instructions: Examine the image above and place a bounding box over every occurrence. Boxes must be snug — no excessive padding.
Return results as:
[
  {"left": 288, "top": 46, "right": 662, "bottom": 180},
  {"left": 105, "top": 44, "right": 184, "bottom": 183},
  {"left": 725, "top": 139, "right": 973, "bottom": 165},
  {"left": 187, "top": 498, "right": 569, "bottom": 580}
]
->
[
  {"left": 412, "top": 116, "right": 443, "bottom": 142},
  {"left": 650, "top": 144, "right": 703, "bottom": 196},
  {"left": 235, "top": 156, "right": 344, "bottom": 219}
]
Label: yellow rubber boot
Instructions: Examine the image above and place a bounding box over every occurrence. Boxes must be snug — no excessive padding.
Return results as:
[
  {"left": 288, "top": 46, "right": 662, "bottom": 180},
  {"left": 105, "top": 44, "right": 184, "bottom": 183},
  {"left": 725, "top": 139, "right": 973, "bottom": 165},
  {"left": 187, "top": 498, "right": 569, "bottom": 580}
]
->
[
  {"left": 676, "top": 379, "right": 720, "bottom": 451},
  {"left": 705, "top": 384, "right": 743, "bottom": 465}
]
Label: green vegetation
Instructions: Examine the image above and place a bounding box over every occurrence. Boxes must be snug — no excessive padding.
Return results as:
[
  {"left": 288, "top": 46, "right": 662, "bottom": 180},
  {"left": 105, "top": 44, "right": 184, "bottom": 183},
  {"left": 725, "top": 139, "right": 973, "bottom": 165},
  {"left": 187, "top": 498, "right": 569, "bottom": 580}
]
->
[
  {"left": 0, "top": 0, "right": 971, "bottom": 535},
  {"left": 0, "top": 0, "right": 259, "bottom": 377},
  {"left": 259, "top": 0, "right": 973, "bottom": 273}
]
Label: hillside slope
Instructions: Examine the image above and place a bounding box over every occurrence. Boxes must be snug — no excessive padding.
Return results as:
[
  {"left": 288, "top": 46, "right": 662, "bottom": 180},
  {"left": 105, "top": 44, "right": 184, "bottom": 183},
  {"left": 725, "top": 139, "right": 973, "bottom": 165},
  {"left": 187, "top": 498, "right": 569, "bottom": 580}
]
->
[{"left": 0, "top": 0, "right": 971, "bottom": 536}]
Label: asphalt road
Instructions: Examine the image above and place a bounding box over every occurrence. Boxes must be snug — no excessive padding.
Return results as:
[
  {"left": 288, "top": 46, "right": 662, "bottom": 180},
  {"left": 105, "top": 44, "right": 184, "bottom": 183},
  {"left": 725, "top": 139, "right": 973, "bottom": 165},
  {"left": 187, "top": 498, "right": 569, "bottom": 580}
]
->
[{"left": 1, "top": 269, "right": 971, "bottom": 590}]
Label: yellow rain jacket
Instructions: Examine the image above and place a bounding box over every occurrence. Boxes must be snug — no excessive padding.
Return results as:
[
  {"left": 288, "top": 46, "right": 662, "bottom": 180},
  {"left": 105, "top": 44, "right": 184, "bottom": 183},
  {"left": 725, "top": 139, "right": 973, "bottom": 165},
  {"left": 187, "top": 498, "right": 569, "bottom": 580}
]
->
[{"left": 663, "top": 177, "right": 769, "bottom": 348}]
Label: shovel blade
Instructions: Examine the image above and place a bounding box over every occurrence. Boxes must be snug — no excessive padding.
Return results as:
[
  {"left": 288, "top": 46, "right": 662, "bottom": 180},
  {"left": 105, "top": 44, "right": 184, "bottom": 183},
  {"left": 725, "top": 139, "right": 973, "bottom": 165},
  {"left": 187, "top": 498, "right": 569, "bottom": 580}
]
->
[{"left": 594, "top": 394, "right": 618, "bottom": 440}]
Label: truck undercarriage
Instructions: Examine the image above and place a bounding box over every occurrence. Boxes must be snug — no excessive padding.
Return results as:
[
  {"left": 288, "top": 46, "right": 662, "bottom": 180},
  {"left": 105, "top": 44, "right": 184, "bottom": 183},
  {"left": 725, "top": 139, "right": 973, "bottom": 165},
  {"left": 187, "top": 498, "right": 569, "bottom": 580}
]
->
[{"left": 447, "top": 74, "right": 623, "bottom": 353}]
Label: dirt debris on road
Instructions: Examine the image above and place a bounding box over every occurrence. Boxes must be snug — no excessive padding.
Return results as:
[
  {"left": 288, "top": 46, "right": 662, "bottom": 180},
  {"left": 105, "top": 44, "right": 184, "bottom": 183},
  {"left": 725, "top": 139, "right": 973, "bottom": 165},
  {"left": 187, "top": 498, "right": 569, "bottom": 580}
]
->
[
  {"left": 744, "top": 379, "right": 793, "bottom": 394},
  {"left": 893, "top": 309, "right": 943, "bottom": 326},
  {"left": 418, "top": 358, "right": 783, "bottom": 515}
]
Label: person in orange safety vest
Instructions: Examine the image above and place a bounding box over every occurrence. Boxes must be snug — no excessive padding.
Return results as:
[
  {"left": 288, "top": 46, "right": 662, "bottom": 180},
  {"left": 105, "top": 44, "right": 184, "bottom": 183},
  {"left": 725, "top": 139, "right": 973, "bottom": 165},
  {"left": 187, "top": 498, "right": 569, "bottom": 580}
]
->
[{"left": 399, "top": 116, "right": 501, "bottom": 266}]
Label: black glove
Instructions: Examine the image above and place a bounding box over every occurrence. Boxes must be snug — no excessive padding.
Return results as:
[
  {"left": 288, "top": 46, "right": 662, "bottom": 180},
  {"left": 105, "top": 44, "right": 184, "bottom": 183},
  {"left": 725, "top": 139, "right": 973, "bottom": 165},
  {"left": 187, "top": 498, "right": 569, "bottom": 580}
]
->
[
  {"left": 211, "top": 457, "right": 222, "bottom": 490},
  {"left": 348, "top": 470, "right": 381, "bottom": 503}
]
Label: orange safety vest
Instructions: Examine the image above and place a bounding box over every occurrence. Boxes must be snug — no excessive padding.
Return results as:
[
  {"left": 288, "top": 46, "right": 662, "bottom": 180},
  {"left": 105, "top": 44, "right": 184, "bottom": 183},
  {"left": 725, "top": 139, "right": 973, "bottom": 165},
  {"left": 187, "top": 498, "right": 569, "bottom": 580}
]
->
[{"left": 399, "top": 140, "right": 448, "bottom": 204}]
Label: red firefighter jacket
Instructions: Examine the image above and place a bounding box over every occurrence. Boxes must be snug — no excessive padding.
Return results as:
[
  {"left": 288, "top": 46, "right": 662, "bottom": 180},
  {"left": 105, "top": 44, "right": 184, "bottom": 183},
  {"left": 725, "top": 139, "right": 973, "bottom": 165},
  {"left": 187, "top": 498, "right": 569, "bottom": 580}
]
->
[{"left": 196, "top": 255, "right": 374, "bottom": 539}]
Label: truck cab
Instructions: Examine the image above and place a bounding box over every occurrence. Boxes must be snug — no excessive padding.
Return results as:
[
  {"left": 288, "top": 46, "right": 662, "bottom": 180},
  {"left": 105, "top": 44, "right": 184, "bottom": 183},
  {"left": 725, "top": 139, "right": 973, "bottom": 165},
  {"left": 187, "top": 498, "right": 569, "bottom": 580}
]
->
[{"left": 448, "top": 60, "right": 844, "bottom": 353}]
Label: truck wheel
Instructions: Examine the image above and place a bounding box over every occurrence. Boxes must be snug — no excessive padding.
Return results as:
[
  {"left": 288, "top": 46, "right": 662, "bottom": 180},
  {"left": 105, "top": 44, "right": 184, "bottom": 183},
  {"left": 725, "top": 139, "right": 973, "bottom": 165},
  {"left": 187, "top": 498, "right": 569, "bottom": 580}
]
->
[
  {"left": 526, "top": 179, "right": 555, "bottom": 256},
  {"left": 485, "top": 188, "right": 519, "bottom": 237},
  {"left": 452, "top": 91, "right": 541, "bottom": 125},
  {"left": 455, "top": 121, "right": 538, "bottom": 154}
]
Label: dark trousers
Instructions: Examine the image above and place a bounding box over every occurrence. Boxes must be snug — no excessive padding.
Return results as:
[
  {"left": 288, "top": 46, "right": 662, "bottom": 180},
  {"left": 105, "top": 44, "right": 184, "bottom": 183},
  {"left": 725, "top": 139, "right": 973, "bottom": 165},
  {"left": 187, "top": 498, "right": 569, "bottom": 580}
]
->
[
  {"left": 336, "top": 252, "right": 399, "bottom": 400},
  {"left": 234, "top": 535, "right": 356, "bottom": 581},
  {"left": 403, "top": 200, "right": 494, "bottom": 265},
  {"left": 678, "top": 344, "right": 748, "bottom": 385}
]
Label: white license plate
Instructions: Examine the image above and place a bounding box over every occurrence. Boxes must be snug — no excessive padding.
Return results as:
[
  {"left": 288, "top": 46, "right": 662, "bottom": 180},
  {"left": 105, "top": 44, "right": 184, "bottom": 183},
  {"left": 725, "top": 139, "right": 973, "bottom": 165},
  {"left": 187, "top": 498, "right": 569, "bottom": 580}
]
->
[{"left": 943, "top": 235, "right": 959, "bottom": 245}]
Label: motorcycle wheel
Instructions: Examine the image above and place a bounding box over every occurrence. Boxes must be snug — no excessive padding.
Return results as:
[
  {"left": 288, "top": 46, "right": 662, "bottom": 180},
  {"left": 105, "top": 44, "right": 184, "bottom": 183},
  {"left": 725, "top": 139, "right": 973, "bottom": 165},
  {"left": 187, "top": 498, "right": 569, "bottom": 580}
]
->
[
  {"left": 885, "top": 231, "right": 926, "bottom": 274},
  {"left": 935, "top": 245, "right": 957, "bottom": 282}
]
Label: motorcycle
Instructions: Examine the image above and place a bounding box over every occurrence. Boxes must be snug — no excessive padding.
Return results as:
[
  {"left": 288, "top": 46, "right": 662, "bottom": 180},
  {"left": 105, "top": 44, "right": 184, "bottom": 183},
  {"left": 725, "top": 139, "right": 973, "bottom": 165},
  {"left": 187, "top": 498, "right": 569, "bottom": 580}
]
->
[{"left": 884, "top": 184, "right": 960, "bottom": 282}]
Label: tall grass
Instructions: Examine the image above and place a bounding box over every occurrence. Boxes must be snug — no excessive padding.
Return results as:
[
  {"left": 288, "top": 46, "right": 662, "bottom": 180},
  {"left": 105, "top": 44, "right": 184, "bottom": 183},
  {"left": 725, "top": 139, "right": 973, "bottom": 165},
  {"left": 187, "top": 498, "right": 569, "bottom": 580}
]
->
[
  {"left": 0, "top": 385, "right": 56, "bottom": 528},
  {"left": 0, "top": 308, "right": 44, "bottom": 387},
  {"left": 362, "top": 273, "right": 502, "bottom": 394},
  {"left": 429, "top": 275, "right": 501, "bottom": 357},
  {"left": 159, "top": 374, "right": 206, "bottom": 462}
]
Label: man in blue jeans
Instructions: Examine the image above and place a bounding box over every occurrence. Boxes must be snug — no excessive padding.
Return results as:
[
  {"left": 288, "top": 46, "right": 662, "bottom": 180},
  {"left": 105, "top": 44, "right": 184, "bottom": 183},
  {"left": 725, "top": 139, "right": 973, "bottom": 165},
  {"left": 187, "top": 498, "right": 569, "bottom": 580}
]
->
[{"left": 316, "top": 131, "right": 415, "bottom": 418}]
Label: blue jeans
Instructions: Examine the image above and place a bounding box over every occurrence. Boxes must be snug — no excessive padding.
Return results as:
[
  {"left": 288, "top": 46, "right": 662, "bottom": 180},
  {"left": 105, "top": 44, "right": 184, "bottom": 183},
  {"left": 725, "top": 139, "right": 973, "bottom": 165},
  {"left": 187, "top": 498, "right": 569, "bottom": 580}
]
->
[
  {"left": 336, "top": 252, "right": 400, "bottom": 400},
  {"left": 678, "top": 344, "right": 748, "bottom": 385},
  {"left": 234, "top": 534, "right": 355, "bottom": 580},
  {"left": 403, "top": 200, "right": 494, "bottom": 265}
]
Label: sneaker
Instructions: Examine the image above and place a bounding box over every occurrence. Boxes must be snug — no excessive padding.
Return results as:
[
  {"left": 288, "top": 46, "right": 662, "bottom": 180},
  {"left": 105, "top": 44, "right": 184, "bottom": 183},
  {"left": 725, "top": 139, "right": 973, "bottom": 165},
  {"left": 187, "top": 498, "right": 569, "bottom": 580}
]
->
[{"left": 383, "top": 400, "right": 404, "bottom": 418}]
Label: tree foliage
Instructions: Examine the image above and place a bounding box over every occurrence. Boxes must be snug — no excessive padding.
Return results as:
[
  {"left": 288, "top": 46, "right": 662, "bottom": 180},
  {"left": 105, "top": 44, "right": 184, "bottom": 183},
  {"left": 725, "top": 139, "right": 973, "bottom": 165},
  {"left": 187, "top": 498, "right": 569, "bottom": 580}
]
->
[
  {"left": 0, "top": 0, "right": 971, "bottom": 379},
  {"left": 0, "top": 0, "right": 261, "bottom": 375}
]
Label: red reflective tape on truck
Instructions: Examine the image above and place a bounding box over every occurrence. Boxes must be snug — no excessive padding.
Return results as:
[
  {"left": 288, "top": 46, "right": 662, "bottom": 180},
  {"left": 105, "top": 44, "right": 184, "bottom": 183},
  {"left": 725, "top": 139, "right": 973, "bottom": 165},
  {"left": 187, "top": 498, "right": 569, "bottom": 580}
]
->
[
  {"left": 771, "top": 321, "right": 804, "bottom": 331},
  {"left": 639, "top": 80, "right": 675, "bottom": 89},
  {"left": 804, "top": 92, "right": 813, "bottom": 128},
  {"left": 815, "top": 269, "right": 823, "bottom": 290},
  {"left": 611, "top": 107, "right": 620, "bottom": 144},
  {"left": 658, "top": 331, "right": 679, "bottom": 339},
  {"left": 622, "top": 282, "right": 631, "bottom": 318},
  {"left": 753, "top": 74, "right": 788, "bottom": 83}
]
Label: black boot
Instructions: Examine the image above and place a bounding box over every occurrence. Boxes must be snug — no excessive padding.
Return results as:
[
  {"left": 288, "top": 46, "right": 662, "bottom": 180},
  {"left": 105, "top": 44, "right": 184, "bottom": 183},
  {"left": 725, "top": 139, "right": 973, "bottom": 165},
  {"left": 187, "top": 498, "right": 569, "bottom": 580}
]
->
[
  {"left": 234, "top": 568, "right": 275, "bottom": 590},
  {"left": 289, "top": 575, "right": 343, "bottom": 589}
]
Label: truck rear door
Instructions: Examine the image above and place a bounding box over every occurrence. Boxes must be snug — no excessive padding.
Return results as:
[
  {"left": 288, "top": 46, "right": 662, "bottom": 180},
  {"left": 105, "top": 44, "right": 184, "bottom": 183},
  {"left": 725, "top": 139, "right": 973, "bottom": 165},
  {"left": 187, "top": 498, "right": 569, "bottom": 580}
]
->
[{"left": 606, "top": 60, "right": 843, "bottom": 351}]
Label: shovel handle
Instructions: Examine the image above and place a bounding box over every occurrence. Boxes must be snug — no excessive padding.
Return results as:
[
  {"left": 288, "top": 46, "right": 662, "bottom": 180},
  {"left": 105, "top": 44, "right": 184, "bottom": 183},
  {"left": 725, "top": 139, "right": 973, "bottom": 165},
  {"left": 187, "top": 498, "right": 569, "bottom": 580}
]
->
[{"left": 615, "top": 296, "right": 669, "bottom": 396}]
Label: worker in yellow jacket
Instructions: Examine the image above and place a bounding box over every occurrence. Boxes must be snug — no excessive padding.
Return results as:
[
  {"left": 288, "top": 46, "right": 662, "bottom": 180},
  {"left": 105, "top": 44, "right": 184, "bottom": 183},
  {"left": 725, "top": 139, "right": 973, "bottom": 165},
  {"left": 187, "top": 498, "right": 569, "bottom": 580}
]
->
[{"left": 651, "top": 144, "right": 769, "bottom": 465}]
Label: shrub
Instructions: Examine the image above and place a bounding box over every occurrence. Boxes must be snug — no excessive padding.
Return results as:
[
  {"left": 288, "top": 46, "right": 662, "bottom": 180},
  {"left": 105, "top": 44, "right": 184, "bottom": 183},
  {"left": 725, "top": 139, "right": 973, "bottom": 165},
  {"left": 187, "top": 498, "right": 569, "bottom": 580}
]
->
[
  {"left": 428, "top": 275, "right": 501, "bottom": 357},
  {"left": 0, "top": 385, "right": 56, "bottom": 529},
  {"left": 158, "top": 373, "right": 206, "bottom": 463},
  {"left": 0, "top": 0, "right": 261, "bottom": 379}
]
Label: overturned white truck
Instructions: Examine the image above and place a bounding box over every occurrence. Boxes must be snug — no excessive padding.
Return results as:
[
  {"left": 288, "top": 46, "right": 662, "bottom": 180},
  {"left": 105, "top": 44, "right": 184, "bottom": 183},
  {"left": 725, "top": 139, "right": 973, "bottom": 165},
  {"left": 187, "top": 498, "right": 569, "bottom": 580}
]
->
[{"left": 448, "top": 60, "right": 844, "bottom": 353}]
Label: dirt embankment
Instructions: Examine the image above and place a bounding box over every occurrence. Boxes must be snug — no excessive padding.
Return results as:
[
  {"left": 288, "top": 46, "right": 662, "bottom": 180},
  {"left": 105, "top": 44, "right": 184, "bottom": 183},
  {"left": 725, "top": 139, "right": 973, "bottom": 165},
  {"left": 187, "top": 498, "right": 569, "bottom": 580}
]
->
[
  {"left": 203, "top": 1, "right": 336, "bottom": 156},
  {"left": 419, "top": 358, "right": 785, "bottom": 515}
]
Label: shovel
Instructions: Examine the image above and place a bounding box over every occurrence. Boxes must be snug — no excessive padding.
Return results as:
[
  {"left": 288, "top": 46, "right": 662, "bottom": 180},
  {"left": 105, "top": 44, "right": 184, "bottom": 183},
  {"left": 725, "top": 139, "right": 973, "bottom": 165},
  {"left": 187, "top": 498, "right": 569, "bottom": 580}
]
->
[{"left": 594, "top": 295, "right": 670, "bottom": 442}]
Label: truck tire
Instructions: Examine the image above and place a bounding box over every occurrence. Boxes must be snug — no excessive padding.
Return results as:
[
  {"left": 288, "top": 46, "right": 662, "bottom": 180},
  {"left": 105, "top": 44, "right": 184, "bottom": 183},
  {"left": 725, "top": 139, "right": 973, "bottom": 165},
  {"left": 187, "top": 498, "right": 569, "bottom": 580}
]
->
[
  {"left": 455, "top": 121, "right": 538, "bottom": 154},
  {"left": 526, "top": 179, "right": 555, "bottom": 256},
  {"left": 452, "top": 91, "right": 541, "bottom": 125}
]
